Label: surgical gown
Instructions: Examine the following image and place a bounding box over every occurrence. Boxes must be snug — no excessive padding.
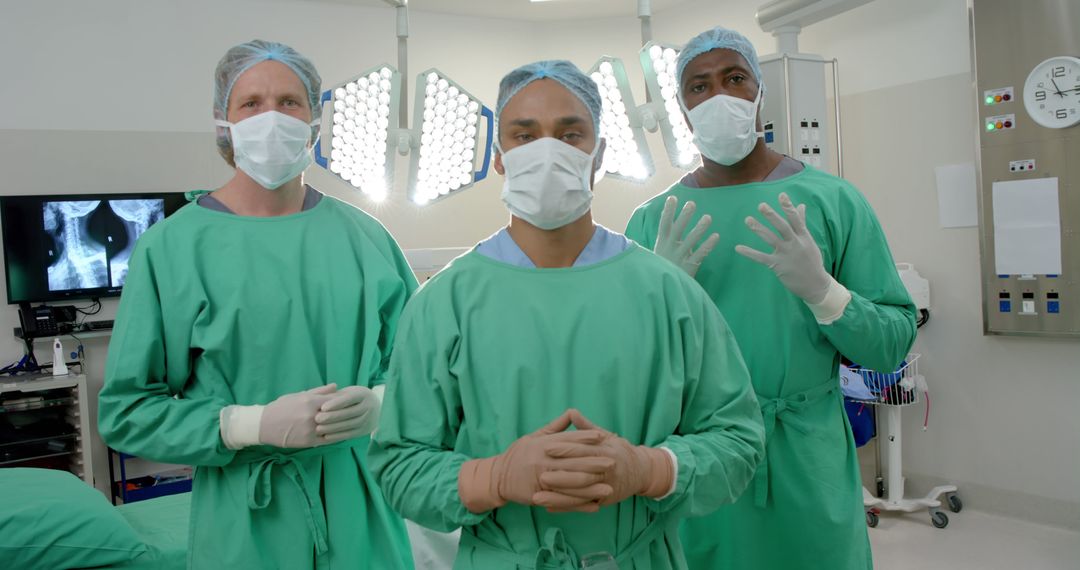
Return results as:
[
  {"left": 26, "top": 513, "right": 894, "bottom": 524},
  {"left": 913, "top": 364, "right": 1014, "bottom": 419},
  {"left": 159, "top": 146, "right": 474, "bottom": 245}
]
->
[
  {"left": 98, "top": 194, "right": 417, "bottom": 570},
  {"left": 369, "top": 247, "right": 765, "bottom": 570},
  {"left": 626, "top": 166, "right": 916, "bottom": 570}
]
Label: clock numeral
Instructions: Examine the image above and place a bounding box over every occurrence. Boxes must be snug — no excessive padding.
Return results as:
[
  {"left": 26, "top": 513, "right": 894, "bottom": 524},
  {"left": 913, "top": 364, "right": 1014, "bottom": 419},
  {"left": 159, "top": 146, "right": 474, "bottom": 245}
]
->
[
  {"left": 1056, "top": 109, "right": 1068, "bottom": 119},
  {"left": 1052, "top": 66, "right": 1066, "bottom": 78},
  {"left": 1035, "top": 90, "right": 1047, "bottom": 101}
]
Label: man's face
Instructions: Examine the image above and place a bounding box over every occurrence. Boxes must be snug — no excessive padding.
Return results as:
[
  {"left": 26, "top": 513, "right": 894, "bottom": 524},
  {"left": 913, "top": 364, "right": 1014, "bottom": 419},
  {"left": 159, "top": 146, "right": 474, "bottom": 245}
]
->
[
  {"left": 494, "top": 78, "right": 600, "bottom": 176},
  {"left": 680, "top": 48, "right": 760, "bottom": 127},
  {"left": 227, "top": 60, "right": 312, "bottom": 125}
]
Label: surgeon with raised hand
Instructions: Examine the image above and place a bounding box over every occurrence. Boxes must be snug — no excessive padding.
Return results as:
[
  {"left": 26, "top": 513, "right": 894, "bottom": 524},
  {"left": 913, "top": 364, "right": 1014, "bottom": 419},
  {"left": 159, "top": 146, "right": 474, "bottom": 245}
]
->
[
  {"left": 625, "top": 26, "right": 917, "bottom": 569},
  {"left": 370, "top": 60, "right": 764, "bottom": 569},
  {"left": 98, "top": 40, "right": 415, "bottom": 569}
]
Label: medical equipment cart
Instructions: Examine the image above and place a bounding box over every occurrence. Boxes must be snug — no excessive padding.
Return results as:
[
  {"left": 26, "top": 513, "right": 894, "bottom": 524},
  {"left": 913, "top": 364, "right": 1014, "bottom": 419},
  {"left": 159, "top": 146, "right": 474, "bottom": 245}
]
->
[
  {"left": 0, "top": 372, "right": 94, "bottom": 486},
  {"left": 851, "top": 354, "right": 962, "bottom": 529}
]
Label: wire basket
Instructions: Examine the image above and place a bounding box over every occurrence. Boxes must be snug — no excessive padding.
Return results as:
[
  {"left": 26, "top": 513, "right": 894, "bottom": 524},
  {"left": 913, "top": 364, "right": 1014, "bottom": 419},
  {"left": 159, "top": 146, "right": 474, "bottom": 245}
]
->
[{"left": 845, "top": 354, "right": 921, "bottom": 407}]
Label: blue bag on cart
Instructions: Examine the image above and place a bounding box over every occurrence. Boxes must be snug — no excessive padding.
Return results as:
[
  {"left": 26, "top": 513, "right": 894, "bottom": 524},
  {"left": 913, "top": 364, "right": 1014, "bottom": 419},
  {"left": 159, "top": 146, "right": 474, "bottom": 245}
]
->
[{"left": 845, "top": 398, "right": 875, "bottom": 447}]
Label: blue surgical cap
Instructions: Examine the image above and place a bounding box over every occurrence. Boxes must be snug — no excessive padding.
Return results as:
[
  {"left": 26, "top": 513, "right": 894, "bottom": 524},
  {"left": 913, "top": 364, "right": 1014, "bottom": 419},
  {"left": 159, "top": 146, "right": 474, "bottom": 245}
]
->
[
  {"left": 213, "top": 39, "right": 322, "bottom": 165},
  {"left": 676, "top": 27, "right": 765, "bottom": 102},
  {"left": 495, "top": 60, "right": 602, "bottom": 139}
]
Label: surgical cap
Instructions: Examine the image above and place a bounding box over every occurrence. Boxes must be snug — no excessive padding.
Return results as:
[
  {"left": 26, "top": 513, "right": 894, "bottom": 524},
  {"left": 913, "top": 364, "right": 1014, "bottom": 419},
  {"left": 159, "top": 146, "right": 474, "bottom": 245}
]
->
[
  {"left": 213, "top": 39, "right": 322, "bottom": 166},
  {"left": 495, "top": 60, "right": 602, "bottom": 139},
  {"left": 676, "top": 27, "right": 765, "bottom": 102}
]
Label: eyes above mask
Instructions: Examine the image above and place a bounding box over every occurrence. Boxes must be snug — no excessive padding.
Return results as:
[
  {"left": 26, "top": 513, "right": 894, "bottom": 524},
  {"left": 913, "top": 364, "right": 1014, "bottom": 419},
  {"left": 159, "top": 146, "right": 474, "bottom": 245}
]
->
[
  {"left": 216, "top": 111, "right": 319, "bottom": 190},
  {"left": 497, "top": 137, "right": 601, "bottom": 230}
]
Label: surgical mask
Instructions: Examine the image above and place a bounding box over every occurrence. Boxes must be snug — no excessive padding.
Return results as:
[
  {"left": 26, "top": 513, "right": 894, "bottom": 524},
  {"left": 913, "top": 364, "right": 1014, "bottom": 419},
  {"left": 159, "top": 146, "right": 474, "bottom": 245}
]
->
[
  {"left": 685, "top": 87, "right": 764, "bottom": 166},
  {"left": 498, "top": 137, "right": 599, "bottom": 230},
  {"left": 216, "top": 111, "right": 318, "bottom": 190}
]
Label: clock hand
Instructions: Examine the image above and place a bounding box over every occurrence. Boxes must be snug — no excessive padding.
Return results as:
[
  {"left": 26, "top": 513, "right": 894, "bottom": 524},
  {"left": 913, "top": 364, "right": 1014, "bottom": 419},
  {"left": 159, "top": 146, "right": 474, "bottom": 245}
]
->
[{"left": 1050, "top": 77, "right": 1066, "bottom": 97}]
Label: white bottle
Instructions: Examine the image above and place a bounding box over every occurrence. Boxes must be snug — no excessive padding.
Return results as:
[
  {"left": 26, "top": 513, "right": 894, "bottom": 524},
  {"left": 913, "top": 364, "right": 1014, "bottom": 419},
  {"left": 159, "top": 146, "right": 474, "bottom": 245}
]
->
[{"left": 52, "top": 338, "right": 68, "bottom": 376}]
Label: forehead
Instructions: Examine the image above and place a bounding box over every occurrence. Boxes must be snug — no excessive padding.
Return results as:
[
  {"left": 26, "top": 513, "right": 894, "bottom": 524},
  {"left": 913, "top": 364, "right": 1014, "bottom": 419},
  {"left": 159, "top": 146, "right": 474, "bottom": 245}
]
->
[
  {"left": 229, "top": 60, "right": 307, "bottom": 102},
  {"left": 500, "top": 78, "right": 592, "bottom": 126},
  {"left": 682, "top": 48, "right": 753, "bottom": 80}
]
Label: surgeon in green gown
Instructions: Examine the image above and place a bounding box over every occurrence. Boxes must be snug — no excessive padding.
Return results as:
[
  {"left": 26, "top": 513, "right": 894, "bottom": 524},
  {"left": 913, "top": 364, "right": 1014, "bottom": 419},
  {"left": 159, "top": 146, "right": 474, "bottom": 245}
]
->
[
  {"left": 369, "top": 60, "right": 765, "bottom": 570},
  {"left": 98, "top": 40, "right": 415, "bottom": 569},
  {"left": 625, "top": 27, "right": 917, "bottom": 570}
]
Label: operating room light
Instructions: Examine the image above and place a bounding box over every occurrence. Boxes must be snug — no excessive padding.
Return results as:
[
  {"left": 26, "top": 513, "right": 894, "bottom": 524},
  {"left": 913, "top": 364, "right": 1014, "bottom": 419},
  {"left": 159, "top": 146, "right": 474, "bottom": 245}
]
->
[
  {"left": 640, "top": 42, "right": 700, "bottom": 169},
  {"left": 408, "top": 69, "right": 488, "bottom": 206},
  {"left": 589, "top": 57, "right": 654, "bottom": 182},
  {"left": 324, "top": 65, "right": 399, "bottom": 201}
]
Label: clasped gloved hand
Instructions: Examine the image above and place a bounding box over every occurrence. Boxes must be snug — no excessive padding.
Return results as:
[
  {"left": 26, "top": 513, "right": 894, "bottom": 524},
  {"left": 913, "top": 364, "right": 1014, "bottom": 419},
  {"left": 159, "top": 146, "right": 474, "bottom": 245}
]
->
[
  {"left": 220, "top": 384, "right": 340, "bottom": 450},
  {"left": 457, "top": 410, "right": 616, "bottom": 514},
  {"left": 314, "top": 385, "right": 383, "bottom": 442},
  {"left": 653, "top": 196, "right": 721, "bottom": 278},
  {"left": 535, "top": 411, "right": 675, "bottom": 510}
]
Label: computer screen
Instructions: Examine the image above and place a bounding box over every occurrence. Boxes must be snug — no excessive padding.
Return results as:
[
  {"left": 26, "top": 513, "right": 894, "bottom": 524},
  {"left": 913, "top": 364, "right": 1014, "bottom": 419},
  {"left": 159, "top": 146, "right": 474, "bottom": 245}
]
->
[{"left": 2, "top": 192, "right": 188, "bottom": 304}]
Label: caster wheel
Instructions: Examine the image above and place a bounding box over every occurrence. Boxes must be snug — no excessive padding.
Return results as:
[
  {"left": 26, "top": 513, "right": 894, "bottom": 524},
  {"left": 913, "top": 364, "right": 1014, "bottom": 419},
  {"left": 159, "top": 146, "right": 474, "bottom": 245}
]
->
[
  {"left": 866, "top": 511, "right": 879, "bottom": 528},
  {"left": 947, "top": 494, "right": 963, "bottom": 513},
  {"left": 931, "top": 511, "right": 949, "bottom": 529}
]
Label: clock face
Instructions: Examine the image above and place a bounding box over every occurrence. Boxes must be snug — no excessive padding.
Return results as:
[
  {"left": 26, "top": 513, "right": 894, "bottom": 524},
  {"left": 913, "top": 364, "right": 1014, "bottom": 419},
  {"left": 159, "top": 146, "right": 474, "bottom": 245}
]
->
[{"left": 1023, "top": 56, "right": 1080, "bottom": 129}]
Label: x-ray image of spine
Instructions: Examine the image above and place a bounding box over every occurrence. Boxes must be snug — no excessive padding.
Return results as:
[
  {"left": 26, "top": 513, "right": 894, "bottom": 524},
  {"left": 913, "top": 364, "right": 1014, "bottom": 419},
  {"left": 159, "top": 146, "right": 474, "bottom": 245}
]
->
[
  {"left": 43, "top": 200, "right": 109, "bottom": 291},
  {"left": 107, "top": 199, "right": 164, "bottom": 286}
]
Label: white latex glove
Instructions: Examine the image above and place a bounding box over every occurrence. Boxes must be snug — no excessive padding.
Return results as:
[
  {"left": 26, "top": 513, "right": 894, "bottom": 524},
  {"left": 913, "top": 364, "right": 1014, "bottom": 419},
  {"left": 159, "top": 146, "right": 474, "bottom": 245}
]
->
[
  {"left": 314, "top": 385, "right": 383, "bottom": 442},
  {"left": 734, "top": 193, "right": 852, "bottom": 322},
  {"left": 653, "top": 196, "right": 721, "bottom": 278},
  {"left": 219, "top": 384, "right": 338, "bottom": 450},
  {"left": 259, "top": 384, "right": 340, "bottom": 448}
]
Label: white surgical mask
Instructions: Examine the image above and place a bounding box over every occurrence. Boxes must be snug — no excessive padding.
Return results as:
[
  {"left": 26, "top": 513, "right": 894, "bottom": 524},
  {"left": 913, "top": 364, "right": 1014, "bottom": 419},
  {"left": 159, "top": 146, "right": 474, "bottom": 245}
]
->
[
  {"left": 216, "top": 111, "right": 318, "bottom": 190},
  {"left": 498, "top": 137, "right": 599, "bottom": 230},
  {"left": 685, "top": 87, "right": 764, "bottom": 166}
]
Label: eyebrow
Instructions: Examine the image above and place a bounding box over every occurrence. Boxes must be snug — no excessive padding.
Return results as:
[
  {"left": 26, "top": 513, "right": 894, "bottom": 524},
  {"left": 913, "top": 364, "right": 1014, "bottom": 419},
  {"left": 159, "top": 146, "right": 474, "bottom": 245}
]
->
[
  {"left": 506, "top": 116, "right": 587, "bottom": 128},
  {"left": 685, "top": 65, "right": 751, "bottom": 83}
]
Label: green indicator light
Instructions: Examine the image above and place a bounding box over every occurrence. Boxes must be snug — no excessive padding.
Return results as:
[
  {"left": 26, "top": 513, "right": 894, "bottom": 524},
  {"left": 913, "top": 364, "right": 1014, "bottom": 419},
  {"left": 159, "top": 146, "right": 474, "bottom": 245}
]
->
[
  {"left": 986, "top": 96, "right": 995, "bottom": 105},
  {"left": 986, "top": 122, "right": 995, "bottom": 131}
]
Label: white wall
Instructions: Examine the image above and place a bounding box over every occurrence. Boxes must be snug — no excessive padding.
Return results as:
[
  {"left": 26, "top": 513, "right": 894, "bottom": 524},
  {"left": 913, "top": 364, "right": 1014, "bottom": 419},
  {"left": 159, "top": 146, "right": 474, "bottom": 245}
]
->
[{"left": 3, "top": 0, "right": 1077, "bottom": 528}]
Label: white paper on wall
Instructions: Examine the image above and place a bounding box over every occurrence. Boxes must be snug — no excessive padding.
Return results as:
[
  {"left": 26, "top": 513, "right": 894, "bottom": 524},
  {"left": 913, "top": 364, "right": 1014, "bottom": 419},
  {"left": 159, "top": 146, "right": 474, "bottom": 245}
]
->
[
  {"left": 934, "top": 163, "right": 979, "bottom": 228},
  {"left": 991, "top": 177, "right": 1062, "bottom": 276}
]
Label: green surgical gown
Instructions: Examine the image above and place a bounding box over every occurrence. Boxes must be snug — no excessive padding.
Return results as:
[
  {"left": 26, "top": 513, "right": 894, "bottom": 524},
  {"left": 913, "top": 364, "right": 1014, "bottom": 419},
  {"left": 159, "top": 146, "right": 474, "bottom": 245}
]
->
[
  {"left": 369, "top": 247, "right": 766, "bottom": 570},
  {"left": 625, "top": 166, "right": 917, "bottom": 570},
  {"left": 98, "top": 194, "right": 417, "bottom": 570}
]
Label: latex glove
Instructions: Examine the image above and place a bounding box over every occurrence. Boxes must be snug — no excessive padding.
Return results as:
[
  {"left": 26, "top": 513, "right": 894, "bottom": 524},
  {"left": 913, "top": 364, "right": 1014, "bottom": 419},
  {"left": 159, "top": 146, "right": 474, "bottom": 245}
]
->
[
  {"left": 734, "top": 193, "right": 836, "bottom": 304},
  {"left": 258, "top": 384, "right": 342, "bottom": 448},
  {"left": 458, "top": 410, "right": 615, "bottom": 514},
  {"left": 220, "top": 384, "right": 340, "bottom": 450},
  {"left": 653, "top": 197, "right": 721, "bottom": 277},
  {"left": 536, "top": 411, "right": 675, "bottom": 508},
  {"left": 314, "top": 385, "right": 382, "bottom": 443}
]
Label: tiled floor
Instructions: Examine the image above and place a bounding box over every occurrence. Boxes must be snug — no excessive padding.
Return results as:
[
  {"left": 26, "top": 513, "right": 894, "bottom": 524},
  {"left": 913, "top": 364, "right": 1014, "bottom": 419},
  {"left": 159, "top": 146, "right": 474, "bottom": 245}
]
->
[{"left": 869, "top": 508, "right": 1080, "bottom": 570}]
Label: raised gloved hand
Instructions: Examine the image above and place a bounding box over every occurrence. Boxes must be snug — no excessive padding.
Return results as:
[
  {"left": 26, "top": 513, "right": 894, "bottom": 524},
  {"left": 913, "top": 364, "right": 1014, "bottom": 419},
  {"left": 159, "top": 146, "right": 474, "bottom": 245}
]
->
[
  {"left": 734, "top": 193, "right": 836, "bottom": 304},
  {"left": 220, "top": 384, "right": 339, "bottom": 450},
  {"left": 458, "top": 410, "right": 615, "bottom": 514},
  {"left": 314, "top": 385, "right": 383, "bottom": 443},
  {"left": 536, "top": 411, "right": 675, "bottom": 509},
  {"left": 653, "top": 196, "right": 721, "bottom": 277}
]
